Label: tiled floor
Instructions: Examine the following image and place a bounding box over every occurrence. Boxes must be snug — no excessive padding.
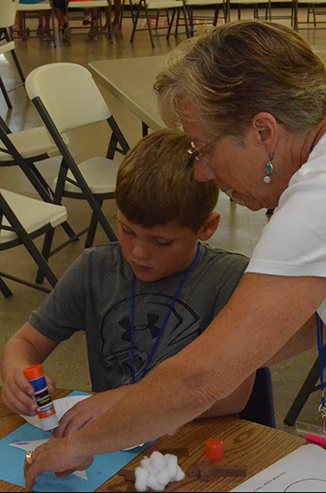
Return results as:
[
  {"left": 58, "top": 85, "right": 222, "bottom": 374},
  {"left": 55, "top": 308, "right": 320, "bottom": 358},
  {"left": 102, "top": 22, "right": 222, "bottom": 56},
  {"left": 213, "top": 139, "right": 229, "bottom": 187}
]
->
[{"left": 1, "top": 6, "right": 326, "bottom": 436}]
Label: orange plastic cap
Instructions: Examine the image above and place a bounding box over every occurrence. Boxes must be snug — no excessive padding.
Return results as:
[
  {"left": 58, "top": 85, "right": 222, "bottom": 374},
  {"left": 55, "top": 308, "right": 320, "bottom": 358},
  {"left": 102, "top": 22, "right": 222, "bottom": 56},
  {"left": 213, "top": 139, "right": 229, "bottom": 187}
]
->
[
  {"left": 205, "top": 438, "right": 224, "bottom": 461},
  {"left": 24, "top": 364, "right": 44, "bottom": 381}
]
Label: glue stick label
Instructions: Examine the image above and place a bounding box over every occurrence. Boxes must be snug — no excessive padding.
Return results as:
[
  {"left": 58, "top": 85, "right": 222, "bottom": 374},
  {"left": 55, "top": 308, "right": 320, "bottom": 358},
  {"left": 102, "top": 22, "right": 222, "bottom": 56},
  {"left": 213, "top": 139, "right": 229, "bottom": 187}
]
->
[{"left": 24, "top": 365, "right": 58, "bottom": 431}]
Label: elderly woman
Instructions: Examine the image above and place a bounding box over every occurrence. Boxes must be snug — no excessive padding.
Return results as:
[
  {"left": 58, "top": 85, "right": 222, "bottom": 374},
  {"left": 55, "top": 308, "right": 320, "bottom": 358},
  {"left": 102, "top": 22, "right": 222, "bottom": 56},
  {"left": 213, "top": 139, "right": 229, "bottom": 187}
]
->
[{"left": 24, "top": 20, "right": 326, "bottom": 489}]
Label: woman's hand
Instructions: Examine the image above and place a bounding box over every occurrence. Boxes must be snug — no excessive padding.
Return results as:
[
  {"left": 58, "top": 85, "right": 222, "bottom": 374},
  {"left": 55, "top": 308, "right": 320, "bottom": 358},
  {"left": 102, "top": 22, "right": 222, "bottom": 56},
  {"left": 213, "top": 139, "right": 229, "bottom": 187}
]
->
[
  {"left": 2, "top": 369, "right": 55, "bottom": 416},
  {"left": 24, "top": 436, "right": 94, "bottom": 492},
  {"left": 53, "top": 386, "right": 131, "bottom": 438}
]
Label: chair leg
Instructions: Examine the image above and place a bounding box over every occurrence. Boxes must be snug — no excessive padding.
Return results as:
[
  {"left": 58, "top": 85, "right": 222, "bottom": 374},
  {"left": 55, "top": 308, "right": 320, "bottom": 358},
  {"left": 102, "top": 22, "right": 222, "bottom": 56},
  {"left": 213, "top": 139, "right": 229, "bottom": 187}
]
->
[
  {"left": 84, "top": 199, "right": 106, "bottom": 248},
  {"left": 130, "top": 3, "right": 142, "bottom": 43},
  {"left": 10, "top": 50, "right": 25, "bottom": 84},
  {"left": 144, "top": 4, "right": 155, "bottom": 47},
  {"left": 0, "top": 276, "right": 13, "bottom": 297},
  {"left": 167, "top": 9, "right": 176, "bottom": 39},
  {"left": 213, "top": 6, "right": 219, "bottom": 25},
  {"left": 35, "top": 228, "right": 55, "bottom": 284},
  {"left": 284, "top": 343, "right": 326, "bottom": 426},
  {"left": 0, "top": 76, "right": 12, "bottom": 109}
]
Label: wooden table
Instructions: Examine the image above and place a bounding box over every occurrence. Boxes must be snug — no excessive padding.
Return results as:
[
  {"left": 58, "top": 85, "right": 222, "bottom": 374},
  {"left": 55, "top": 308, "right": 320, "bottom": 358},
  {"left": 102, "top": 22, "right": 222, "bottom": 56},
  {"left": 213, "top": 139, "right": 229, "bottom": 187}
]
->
[
  {"left": 0, "top": 389, "right": 306, "bottom": 492},
  {"left": 89, "top": 57, "right": 166, "bottom": 133}
]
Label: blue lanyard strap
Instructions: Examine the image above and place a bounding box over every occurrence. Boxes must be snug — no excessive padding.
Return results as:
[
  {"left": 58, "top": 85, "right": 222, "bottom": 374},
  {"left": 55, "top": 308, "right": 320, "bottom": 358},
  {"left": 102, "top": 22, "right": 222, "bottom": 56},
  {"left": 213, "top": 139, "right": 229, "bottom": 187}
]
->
[
  {"left": 317, "top": 312, "right": 325, "bottom": 409},
  {"left": 131, "top": 243, "right": 200, "bottom": 384}
]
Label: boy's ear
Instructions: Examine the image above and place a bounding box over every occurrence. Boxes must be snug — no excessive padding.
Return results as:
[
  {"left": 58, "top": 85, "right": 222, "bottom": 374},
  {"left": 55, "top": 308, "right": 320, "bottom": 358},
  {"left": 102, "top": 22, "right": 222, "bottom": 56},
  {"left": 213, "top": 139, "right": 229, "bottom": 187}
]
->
[{"left": 198, "top": 212, "right": 220, "bottom": 241}]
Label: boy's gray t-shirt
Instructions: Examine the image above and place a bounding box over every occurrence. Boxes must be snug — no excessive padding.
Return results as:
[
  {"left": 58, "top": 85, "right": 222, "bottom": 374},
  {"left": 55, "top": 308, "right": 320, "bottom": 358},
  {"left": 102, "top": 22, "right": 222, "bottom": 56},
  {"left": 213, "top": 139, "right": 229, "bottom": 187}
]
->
[{"left": 30, "top": 242, "right": 248, "bottom": 392}]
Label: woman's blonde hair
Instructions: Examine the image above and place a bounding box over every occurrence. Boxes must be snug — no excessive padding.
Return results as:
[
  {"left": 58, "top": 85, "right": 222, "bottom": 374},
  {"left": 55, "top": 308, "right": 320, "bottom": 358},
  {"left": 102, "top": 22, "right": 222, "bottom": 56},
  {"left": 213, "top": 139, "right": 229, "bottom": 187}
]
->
[
  {"left": 154, "top": 20, "right": 326, "bottom": 137},
  {"left": 115, "top": 129, "right": 219, "bottom": 232}
]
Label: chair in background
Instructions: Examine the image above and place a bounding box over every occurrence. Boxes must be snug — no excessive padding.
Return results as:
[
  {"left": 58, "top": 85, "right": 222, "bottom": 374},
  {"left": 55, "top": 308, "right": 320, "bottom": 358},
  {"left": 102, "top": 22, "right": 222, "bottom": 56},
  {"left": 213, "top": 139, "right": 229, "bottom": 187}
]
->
[
  {"left": 0, "top": 188, "right": 67, "bottom": 297},
  {"left": 0, "top": 0, "right": 25, "bottom": 109},
  {"left": 239, "top": 367, "right": 276, "bottom": 428},
  {"left": 0, "top": 115, "right": 76, "bottom": 240},
  {"left": 284, "top": 344, "right": 326, "bottom": 427},
  {"left": 269, "top": 0, "right": 293, "bottom": 25},
  {"left": 292, "top": 0, "right": 326, "bottom": 31},
  {"left": 16, "top": 0, "right": 57, "bottom": 46},
  {"left": 125, "top": 0, "right": 189, "bottom": 48},
  {"left": 67, "top": 0, "right": 112, "bottom": 41},
  {"left": 25, "top": 62, "right": 130, "bottom": 277},
  {"left": 181, "top": 0, "right": 226, "bottom": 37},
  {"left": 227, "top": 0, "right": 271, "bottom": 21}
]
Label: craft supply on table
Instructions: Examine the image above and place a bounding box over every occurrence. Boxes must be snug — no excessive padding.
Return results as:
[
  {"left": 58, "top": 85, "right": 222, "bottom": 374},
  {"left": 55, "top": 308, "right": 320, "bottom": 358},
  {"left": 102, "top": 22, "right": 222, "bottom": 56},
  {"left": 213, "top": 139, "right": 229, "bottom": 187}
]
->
[
  {"left": 131, "top": 450, "right": 185, "bottom": 492},
  {"left": 1, "top": 391, "right": 153, "bottom": 492},
  {"left": 205, "top": 437, "right": 224, "bottom": 461},
  {"left": 23, "top": 364, "right": 58, "bottom": 431},
  {"left": 188, "top": 460, "right": 246, "bottom": 481}
]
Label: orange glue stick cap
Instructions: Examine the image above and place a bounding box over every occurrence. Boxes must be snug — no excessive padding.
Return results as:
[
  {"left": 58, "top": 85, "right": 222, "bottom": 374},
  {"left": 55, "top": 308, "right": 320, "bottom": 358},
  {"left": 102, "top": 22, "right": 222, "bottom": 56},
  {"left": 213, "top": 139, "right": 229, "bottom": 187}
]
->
[
  {"left": 24, "top": 364, "right": 44, "bottom": 381},
  {"left": 205, "top": 438, "right": 224, "bottom": 461}
]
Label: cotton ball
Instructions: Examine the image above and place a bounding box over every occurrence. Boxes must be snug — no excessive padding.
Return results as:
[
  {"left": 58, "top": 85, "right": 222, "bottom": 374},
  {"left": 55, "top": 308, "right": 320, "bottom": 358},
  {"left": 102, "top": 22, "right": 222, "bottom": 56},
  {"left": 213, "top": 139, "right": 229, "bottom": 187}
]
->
[
  {"left": 147, "top": 473, "right": 166, "bottom": 492},
  {"left": 140, "top": 456, "right": 151, "bottom": 470},
  {"left": 150, "top": 451, "right": 166, "bottom": 473},
  {"left": 165, "top": 454, "right": 178, "bottom": 480},
  {"left": 175, "top": 465, "right": 185, "bottom": 482},
  {"left": 156, "top": 469, "right": 171, "bottom": 487},
  {"left": 135, "top": 466, "right": 149, "bottom": 492}
]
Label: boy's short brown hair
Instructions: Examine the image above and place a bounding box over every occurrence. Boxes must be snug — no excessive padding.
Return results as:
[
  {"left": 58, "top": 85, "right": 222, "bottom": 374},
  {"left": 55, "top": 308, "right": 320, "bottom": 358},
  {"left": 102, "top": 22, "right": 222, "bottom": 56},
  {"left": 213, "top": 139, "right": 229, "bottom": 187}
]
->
[{"left": 115, "top": 129, "right": 219, "bottom": 232}]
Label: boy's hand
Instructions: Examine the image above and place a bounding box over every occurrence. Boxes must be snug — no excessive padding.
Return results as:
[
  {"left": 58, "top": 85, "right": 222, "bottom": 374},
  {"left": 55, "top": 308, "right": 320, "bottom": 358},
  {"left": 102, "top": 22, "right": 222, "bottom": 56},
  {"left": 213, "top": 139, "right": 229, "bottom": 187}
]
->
[
  {"left": 53, "top": 386, "right": 131, "bottom": 438},
  {"left": 2, "top": 369, "right": 56, "bottom": 416}
]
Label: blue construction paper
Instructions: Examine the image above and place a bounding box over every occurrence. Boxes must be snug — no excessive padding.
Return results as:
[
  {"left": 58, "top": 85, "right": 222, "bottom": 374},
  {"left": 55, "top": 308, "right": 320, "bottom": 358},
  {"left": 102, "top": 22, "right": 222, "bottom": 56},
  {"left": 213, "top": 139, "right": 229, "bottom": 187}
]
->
[{"left": 0, "top": 391, "right": 153, "bottom": 492}]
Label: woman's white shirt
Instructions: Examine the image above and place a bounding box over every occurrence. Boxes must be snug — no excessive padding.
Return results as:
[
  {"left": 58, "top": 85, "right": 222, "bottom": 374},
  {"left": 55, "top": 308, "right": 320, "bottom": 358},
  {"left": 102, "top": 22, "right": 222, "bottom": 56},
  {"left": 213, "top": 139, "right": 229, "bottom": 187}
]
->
[{"left": 246, "top": 133, "right": 326, "bottom": 322}]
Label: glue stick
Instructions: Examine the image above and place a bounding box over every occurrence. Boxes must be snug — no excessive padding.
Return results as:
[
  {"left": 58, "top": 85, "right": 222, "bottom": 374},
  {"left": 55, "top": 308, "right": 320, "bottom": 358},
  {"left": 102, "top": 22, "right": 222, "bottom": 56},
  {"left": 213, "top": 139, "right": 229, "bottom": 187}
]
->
[{"left": 23, "top": 364, "right": 58, "bottom": 431}]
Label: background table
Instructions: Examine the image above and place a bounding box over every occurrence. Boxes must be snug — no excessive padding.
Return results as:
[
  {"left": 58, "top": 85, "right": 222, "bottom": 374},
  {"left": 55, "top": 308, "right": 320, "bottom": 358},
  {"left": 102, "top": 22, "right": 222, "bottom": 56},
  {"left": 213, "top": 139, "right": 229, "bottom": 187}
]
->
[
  {"left": 0, "top": 388, "right": 306, "bottom": 492},
  {"left": 89, "top": 57, "right": 166, "bottom": 133}
]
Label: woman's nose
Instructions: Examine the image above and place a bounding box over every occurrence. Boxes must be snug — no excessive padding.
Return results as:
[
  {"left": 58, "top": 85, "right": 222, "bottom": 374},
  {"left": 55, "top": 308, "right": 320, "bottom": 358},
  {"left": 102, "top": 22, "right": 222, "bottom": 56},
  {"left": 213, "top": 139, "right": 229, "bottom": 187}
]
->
[{"left": 194, "top": 161, "right": 217, "bottom": 182}]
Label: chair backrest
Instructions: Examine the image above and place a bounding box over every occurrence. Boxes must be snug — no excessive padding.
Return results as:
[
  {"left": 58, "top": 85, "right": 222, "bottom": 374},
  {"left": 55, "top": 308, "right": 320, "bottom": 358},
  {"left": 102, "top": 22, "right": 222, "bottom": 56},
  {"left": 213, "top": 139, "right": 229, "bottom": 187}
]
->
[
  {"left": 25, "top": 63, "right": 112, "bottom": 134},
  {"left": 0, "top": 0, "right": 20, "bottom": 29}
]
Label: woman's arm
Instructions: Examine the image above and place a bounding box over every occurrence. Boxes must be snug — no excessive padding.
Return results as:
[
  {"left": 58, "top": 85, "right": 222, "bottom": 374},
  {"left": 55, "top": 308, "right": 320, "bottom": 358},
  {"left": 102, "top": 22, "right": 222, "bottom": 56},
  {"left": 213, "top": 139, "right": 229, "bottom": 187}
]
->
[
  {"left": 1, "top": 322, "right": 59, "bottom": 415},
  {"left": 24, "top": 273, "right": 326, "bottom": 490},
  {"left": 198, "top": 373, "right": 255, "bottom": 418}
]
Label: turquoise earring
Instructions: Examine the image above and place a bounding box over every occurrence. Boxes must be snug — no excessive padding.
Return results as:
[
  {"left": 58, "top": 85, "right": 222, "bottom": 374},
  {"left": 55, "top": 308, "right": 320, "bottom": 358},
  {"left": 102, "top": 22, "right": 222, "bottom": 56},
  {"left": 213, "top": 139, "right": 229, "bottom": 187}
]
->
[{"left": 263, "top": 162, "right": 273, "bottom": 184}]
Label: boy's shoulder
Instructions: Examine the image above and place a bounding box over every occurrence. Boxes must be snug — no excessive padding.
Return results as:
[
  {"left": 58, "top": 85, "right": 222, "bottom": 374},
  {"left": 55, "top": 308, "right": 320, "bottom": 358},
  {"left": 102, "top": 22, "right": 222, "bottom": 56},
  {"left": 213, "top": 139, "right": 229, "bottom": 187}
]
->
[
  {"left": 200, "top": 243, "right": 249, "bottom": 268},
  {"left": 80, "top": 242, "right": 127, "bottom": 270}
]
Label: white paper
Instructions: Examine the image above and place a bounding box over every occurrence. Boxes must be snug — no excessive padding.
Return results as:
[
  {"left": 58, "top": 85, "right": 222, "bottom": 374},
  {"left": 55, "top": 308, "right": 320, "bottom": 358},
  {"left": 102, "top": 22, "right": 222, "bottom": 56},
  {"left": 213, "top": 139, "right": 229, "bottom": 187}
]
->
[
  {"left": 9, "top": 440, "right": 87, "bottom": 480},
  {"left": 21, "top": 395, "right": 91, "bottom": 429},
  {"left": 21, "top": 394, "right": 143, "bottom": 451},
  {"left": 231, "top": 444, "right": 326, "bottom": 492}
]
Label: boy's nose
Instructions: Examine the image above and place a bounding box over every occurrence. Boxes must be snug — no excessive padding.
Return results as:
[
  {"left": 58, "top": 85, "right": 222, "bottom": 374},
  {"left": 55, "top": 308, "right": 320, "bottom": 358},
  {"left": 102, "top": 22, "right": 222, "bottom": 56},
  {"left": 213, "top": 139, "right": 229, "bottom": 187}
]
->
[{"left": 132, "top": 242, "right": 150, "bottom": 259}]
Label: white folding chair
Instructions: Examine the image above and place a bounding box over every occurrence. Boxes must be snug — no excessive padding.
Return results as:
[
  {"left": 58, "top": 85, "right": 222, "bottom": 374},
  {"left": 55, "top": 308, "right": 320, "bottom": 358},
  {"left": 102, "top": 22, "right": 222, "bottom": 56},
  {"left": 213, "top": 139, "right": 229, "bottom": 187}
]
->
[
  {"left": 182, "top": 0, "right": 227, "bottom": 37},
  {"left": 0, "top": 115, "right": 77, "bottom": 244},
  {"left": 0, "top": 188, "right": 67, "bottom": 297},
  {"left": 0, "top": 0, "right": 25, "bottom": 109},
  {"left": 16, "top": 0, "right": 57, "bottom": 46},
  {"left": 25, "top": 62, "right": 130, "bottom": 277},
  {"left": 127, "top": 0, "right": 189, "bottom": 48}
]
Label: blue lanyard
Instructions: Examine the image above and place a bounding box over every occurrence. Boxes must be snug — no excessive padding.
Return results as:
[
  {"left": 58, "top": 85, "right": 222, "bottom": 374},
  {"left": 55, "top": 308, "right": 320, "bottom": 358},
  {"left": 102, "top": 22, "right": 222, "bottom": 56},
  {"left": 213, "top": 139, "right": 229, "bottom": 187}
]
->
[
  {"left": 317, "top": 312, "right": 326, "bottom": 410},
  {"left": 131, "top": 243, "right": 200, "bottom": 384}
]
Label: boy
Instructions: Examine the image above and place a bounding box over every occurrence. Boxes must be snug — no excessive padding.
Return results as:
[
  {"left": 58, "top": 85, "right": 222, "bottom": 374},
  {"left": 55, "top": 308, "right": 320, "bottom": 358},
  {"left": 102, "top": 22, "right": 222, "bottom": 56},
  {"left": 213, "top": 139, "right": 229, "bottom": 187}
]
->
[{"left": 1, "top": 129, "right": 251, "bottom": 436}]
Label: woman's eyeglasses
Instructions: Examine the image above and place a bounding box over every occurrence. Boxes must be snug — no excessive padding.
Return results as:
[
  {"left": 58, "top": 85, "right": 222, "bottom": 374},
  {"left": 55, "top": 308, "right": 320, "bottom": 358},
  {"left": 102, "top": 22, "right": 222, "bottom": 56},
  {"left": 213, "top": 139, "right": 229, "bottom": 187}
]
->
[{"left": 187, "top": 137, "right": 220, "bottom": 167}]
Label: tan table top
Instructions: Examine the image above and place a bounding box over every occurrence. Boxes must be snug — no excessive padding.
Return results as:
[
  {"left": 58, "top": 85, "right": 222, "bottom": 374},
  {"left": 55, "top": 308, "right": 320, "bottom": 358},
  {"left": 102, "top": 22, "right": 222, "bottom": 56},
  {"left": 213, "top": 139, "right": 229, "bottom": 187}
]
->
[
  {"left": 0, "top": 388, "right": 306, "bottom": 492},
  {"left": 89, "top": 57, "right": 166, "bottom": 132}
]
